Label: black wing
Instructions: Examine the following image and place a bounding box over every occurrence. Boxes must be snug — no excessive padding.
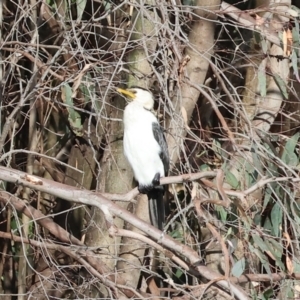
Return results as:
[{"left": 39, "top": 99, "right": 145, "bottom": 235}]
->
[
  {"left": 152, "top": 122, "right": 169, "bottom": 176},
  {"left": 150, "top": 122, "right": 169, "bottom": 230}
]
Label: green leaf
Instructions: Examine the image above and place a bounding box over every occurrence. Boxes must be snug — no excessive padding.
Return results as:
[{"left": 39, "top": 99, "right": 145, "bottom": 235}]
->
[
  {"left": 225, "top": 227, "right": 233, "bottom": 239},
  {"left": 291, "top": 50, "right": 300, "bottom": 84},
  {"left": 271, "top": 202, "right": 282, "bottom": 237},
  {"left": 182, "top": 0, "right": 196, "bottom": 5},
  {"left": 76, "top": 0, "right": 87, "bottom": 22},
  {"left": 252, "top": 233, "right": 284, "bottom": 271},
  {"left": 103, "top": 0, "right": 112, "bottom": 12},
  {"left": 249, "top": 244, "right": 272, "bottom": 276},
  {"left": 11, "top": 217, "right": 19, "bottom": 233},
  {"left": 231, "top": 257, "right": 245, "bottom": 277},
  {"left": 61, "top": 83, "right": 84, "bottom": 137},
  {"left": 263, "top": 182, "right": 282, "bottom": 217},
  {"left": 265, "top": 152, "right": 279, "bottom": 177},
  {"left": 224, "top": 170, "right": 239, "bottom": 189},
  {"left": 175, "top": 268, "right": 183, "bottom": 278},
  {"left": 245, "top": 161, "right": 258, "bottom": 187},
  {"left": 263, "top": 288, "right": 274, "bottom": 300},
  {"left": 196, "top": 150, "right": 206, "bottom": 158},
  {"left": 253, "top": 31, "right": 261, "bottom": 44},
  {"left": 292, "top": 29, "right": 300, "bottom": 48},
  {"left": 264, "top": 239, "right": 285, "bottom": 271},
  {"left": 285, "top": 132, "right": 300, "bottom": 152},
  {"left": 253, "top": 213, "right": 261, "bottom": 226},
  {"left": 293, "top": 261, "right": 300, "bottom": 273},
  {"left": 263, "top": 217, "right": 272, "bottom": 233},
  {"left": 199, "top": 164, "right": 210, "bottom": 171},
  {"left": 0, "top": 181, "right": 6, "bottom": 190},
  {"left": 258, "top": 63, "right": 267, "bottom": 97},
  {"left": 212, "top": 139, "right": 222, "bottom": 161},
  {"left": 252, "top": 147, "right": 264, "bottom": 174},
  {"left": 293, "top": 17, "right": 300, "bottom": 56},
  {"left": 289, "top": 153, "right": 298, "bottom": 166},
  {"left": 216, "top": 206, "right": 227, "bottom": 222},
  {"left": 61, "top": 83, "right": 72, "bottom": 104},
  {"left": 79, "top": 73, "right": 95, "bottom": 105},
  {"left": 273, "top": 74, "right": 288, "bottom": 100},
  {"left": 263, "top": 187, "right": 272, "bottom": 210},
  {"left": 281, "top": 132, "right": 300, "bottom": 166},
  {"left": 261, "top": 39, "right": 268, "bottom": 54},
  {"left": 252, "top": 234, "right": 268, "bottom": 252},
  {"left": 266, "top": 238, "right": 283, "bottom": 257},
  {"left": 170, "top": 224, "right": 184, "bottom": 241}
]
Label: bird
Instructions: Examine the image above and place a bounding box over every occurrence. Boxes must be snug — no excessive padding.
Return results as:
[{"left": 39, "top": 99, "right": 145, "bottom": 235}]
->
[{"left": 117, "top": 86, "right": 169, "bottom": 230}]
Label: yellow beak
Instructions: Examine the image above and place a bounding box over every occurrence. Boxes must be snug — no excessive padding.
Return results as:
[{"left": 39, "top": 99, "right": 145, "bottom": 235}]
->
[{"left": 117, "top": 88, "right": 136, "bottom": 99}]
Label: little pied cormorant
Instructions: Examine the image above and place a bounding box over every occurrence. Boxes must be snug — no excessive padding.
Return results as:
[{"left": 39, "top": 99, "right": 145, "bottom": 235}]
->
[{"left": 118, "top": 87, "right": 169, "bottom": 230}]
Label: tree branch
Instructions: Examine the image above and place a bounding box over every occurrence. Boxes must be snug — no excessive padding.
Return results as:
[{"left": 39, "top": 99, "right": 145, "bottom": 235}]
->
[{"left": 0, "top": 166, "right": 246, "bottom": 298}]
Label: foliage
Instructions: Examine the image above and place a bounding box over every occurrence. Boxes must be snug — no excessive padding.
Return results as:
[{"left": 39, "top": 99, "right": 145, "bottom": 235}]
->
[{"left": 0, "top": 0, "right": 300, "bottom": 299}]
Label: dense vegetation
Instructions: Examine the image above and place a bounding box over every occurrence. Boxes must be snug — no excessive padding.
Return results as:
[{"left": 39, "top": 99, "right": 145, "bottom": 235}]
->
[{"left": 0, "top": 0, "right": 300, "bottom": 299}]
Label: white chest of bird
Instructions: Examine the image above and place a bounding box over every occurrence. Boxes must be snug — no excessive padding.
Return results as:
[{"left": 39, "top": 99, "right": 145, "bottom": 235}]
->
[{"left": 123, "top": 103, "right": 164, "bottom": 187}]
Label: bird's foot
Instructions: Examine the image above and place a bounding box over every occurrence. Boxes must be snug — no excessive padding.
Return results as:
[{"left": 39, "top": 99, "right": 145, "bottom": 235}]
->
[
  {"left": 152, "top": 172, "right": 161, "bottom": 186},
  {"left": 138, "top": 184, "right": 154, "bottom": 194},
  {"left": 138, "top": 173, "right": 161, "bottom": 194}
]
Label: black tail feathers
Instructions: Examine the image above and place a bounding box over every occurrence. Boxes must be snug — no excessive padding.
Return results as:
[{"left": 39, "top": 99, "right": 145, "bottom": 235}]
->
[{"left": 147, "top": 186, "right": 165, "bottom": 230}]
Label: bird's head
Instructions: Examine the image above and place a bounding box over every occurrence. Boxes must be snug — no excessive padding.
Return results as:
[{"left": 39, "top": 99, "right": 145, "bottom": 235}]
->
[{"left": 117, "top": 87, "right": 154, "bottom": 110}]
